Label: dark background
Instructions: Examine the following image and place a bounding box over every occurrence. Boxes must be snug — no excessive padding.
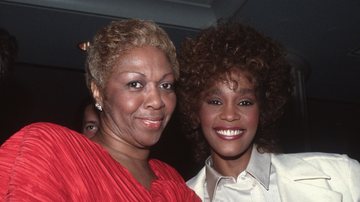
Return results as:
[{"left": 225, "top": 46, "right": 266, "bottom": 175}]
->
[{"left": 1, "top": 0, "right": 359, "bottom": 180}]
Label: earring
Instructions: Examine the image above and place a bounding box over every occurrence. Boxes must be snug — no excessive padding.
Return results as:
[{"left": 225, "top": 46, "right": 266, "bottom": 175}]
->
[{"left": 95, "top": 103, "right": 103, "bottom": 112}]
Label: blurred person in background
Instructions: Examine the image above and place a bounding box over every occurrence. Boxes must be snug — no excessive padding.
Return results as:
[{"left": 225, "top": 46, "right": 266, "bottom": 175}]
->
[{"left": 81, "top": 102, "right": 100, "bottom": 138}]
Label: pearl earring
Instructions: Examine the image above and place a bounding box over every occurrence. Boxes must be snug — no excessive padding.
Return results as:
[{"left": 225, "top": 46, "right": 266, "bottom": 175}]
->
[{"left": 95, "top": 103, "right": 103, "bottom": 111}]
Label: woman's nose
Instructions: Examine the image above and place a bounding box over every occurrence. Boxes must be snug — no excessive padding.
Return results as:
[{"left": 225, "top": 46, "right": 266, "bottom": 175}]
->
[
  {"left": 219, "top": 104, "right": 240, "bottom": 121},
  {"left": 144, "top": 86, "right": 165, "bottom": 109}
]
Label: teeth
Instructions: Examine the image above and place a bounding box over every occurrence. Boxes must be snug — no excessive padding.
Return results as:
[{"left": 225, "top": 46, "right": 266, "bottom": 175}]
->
[
  {"left": 143, "top": 120, "right": 161, "bottom": 126},
  {"left": 216, "top": 129, "right": 243, "bottom": 136},
  {"left": 144, "top": 120, "right": 161, "bottom": 124}
]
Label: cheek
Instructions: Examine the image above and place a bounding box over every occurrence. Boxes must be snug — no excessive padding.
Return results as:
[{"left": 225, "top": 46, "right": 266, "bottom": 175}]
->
[
  {"left": 110, "top": 94, "right": 143, "bottom": 113},
  {"left": 246, "top": 108, "right": 260, "bottom": 127},
  {"left": 163, "top": 93, "right": 177, "bottom": 112},
  {"left": 198, "top": 105, "right": 216, "bottom": 125}
]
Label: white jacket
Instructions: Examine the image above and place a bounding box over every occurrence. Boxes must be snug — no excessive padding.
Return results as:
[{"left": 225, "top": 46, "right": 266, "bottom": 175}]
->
[{"left": 187, "top": 152, "right": 360, "bottom": 202}]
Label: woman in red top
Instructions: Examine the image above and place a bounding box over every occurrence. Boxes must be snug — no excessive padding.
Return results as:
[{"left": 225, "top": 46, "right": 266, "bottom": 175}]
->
[{"left": 0, "top": 19, "right": 200, "bottom": 201}]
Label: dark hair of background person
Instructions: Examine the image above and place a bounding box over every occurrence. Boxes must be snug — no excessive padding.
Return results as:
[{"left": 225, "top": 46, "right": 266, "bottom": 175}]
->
[
  {"left": 0, "top": 28, "right": 18, "bottom": 81},
  {"left": 74, "top": 95, "right": 97, "bottom": 132},
  {"left": 80, "top": 96, "right": 100, "bottom": 139},
  {"left": 177, "top": 21, "right": 292, "bottom": 163}
]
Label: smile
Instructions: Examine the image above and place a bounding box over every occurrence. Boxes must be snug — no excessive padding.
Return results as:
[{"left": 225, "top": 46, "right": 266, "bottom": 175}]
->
[
  {"left": 141, "top": 118, "right": 163, "bottom": 129},
  {"left": 216, "top": 129, "right": 243, "bottom": 136}
]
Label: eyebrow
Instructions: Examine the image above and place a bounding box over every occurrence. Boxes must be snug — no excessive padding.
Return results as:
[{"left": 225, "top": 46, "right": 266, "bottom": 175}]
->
[
  {"left": 161, "top": 72, "right": 175, "bottom": 79},
  {"left": 119, "top": 71, "right": 175, "bottom": 80},
  {"left": 84, "top": 120, "right": 98, "bottom": 124},
  {"left": 205, "top": 88, "right": 255, "bottom": 95},
  {"left": 118, "top": 71, "right": 145, "bottom": 77}
]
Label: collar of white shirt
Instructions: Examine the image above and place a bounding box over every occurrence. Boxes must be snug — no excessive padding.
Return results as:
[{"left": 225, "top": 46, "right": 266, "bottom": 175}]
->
[{"left": 205, "top": 146, "right": 271, "bottom": 200}]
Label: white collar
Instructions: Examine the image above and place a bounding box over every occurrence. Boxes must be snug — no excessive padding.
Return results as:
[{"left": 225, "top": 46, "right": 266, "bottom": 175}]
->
[{"left": 205, "top": 146, "right": 271, "bottom": 200}]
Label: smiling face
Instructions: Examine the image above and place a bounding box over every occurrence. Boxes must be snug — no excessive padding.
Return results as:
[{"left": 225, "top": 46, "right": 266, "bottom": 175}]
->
[
  {"left": 92, "top": 46, "right": 176, "bottom": 150},
  {"left": 198, "top": 69, "right": 260, "bottom": 164}
]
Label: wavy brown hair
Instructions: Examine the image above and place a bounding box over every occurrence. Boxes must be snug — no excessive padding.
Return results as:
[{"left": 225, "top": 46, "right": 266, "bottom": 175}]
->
[{"left": 177, "top": 22, "right": 292, "bottom": 162}]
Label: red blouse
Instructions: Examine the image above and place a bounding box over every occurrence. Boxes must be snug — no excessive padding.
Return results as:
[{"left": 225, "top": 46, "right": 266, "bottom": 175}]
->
[{"left": 0, "top": 122, "right": 200, "bottom": 201}]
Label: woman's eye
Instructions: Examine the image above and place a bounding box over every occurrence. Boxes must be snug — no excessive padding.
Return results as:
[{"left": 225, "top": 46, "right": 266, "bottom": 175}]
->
[
  {"left": 85, "top": 124, "right": 98, "bottom": 131},
  {"left": 238, "top": 100, "right": 253, "bottom": 106},
  {"left": 207, "top": 99, "right": 222, "bottom": 105},
  {"left": 160, "top": 82, "right": 174, "bottom": 90},
  {"left": 127, "top": 81, "right": 143, "bottom": 89}
]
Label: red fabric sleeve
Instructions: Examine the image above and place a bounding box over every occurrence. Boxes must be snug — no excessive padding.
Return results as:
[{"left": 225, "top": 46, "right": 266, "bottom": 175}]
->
[{"left": 0, "top": 123, "right": 69, "bottom": 201}]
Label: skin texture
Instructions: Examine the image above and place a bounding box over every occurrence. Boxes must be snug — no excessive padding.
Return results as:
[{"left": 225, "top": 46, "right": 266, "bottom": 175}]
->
[
  {"left": 198, "top": 69, "right": 260, "bottom": 177},
  {"left": 91, "top": 46, "right": 176, "bottom": 188},
  {"left": 82, "top": 104, "right": 100, "bottom": 138}
]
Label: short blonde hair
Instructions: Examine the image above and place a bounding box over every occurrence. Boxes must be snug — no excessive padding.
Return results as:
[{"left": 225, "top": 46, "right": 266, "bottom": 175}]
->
[{"left": 85, "top": 19, "right": 178, "bottom": 91}]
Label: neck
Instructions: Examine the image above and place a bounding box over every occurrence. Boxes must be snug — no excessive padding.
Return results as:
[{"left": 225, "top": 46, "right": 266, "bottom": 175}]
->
[
  {"left": 92, "top": 130, "right": 156, "bottom": 189},
  {"left": 211, "top": 145, "right": 253, "bottom": 177},
  {"left": 93, "top": 129, "right": 150, "bottom": 161}
]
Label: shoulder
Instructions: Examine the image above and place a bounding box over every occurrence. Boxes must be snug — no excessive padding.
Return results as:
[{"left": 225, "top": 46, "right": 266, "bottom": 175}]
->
[
  {"left": 13, "top": 122, "right": 84, "bottom": 145},
  {"left": 0, "top": 122, "right": 84, "bottom": 199},
  {"left": 275, "top": 152, "right": 359, "bottom": 167},
  {"left": 272, "top": 152, "right": 360, "bottom": 200},
  {"left": 1, "top": 122, "right": 80, "bottom": 142},
  {"left": 1, "top": 122, "right": 86, "bottom": 162},
  {"left": 19, "top": 122, "right": 79, "bottom": 139},
  {"left": 272, "top": 152, "right": 360, "bottom": 180},
  {"left": 150, "top": 159, "right": 185, "bottom": 182}
]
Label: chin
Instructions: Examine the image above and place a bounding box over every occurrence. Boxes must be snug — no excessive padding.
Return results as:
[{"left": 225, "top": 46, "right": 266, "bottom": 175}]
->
[
  {"left": 145, "top": 136, "right": 162, "bottom": 147},
  {"left": 215, "top": 148, "right": 247, "bottom": 159}
]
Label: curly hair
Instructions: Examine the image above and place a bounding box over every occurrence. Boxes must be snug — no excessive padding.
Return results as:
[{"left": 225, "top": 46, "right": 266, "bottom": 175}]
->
[
  {"left": 177, "top": 22, "right": 292, "bottom": 162},
  {"left": 85, "top": 19, "right": 179, "bottom": 92}
]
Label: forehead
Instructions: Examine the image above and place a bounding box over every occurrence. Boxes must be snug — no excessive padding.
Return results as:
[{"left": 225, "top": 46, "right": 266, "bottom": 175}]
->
[
  {"left": 112, "top": 46, "right": 172, "bottom": 73},
  {"left": 211, "top": 69, "right": 255, "bottom": 90},
  {"left": 202, "top": 76, "right": 255, "bottom": 101},
  {"left": 84, "top": 105, "right": 98, "bottom": 117}
]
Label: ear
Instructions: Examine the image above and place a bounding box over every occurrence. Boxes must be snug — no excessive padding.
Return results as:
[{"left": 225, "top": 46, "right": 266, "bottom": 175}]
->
[{"left": 91, "top": 82, "right": 103, "bottom": 106}]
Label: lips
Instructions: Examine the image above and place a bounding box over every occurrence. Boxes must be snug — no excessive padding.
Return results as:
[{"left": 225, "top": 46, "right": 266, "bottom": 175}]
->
[{"left": 138, "top": 117, "right": 164, "bottom": 130}]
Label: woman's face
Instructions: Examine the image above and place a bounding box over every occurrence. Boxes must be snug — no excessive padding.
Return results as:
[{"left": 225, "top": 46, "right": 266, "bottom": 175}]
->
[
  {"left": 96, "top": 46, "right": 176, "bottom": 149},
  {"left": 198, "top": 69, "right": 260, "bottom": 161}
]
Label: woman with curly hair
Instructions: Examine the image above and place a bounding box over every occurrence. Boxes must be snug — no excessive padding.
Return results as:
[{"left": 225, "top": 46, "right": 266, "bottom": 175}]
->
[{"left": 178, "top": 22, "right": 360, "bottom": 201}]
